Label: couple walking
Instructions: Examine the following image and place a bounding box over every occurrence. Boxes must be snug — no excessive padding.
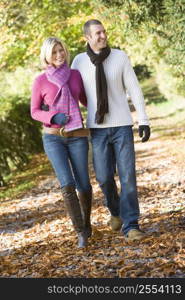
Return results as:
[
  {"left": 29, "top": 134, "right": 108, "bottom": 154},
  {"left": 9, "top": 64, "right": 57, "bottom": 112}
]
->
[{"left": 31, "top": 19, "right": 150, "bottom": 248}]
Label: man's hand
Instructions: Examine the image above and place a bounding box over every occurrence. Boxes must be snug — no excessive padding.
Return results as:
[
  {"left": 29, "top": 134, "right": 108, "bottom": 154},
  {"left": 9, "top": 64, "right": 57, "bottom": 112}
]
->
[
  {"left": 138, "top": 125, "right": 150, "bottom": 142},
  {"left": 51, "top": 113, "right": 70, "bottom": 125},
  {"left": 41, "top": 104, "right": 49, "bottom": 111}
]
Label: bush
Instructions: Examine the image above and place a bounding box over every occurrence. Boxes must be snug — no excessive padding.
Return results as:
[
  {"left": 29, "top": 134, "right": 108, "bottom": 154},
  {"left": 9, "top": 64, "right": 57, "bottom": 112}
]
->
[
  {"left": 155, "top": 61, "right": 185, "bottom": 98},
  {"left": 133, "top": 64, "right": 152, "bottom": 81},
  {"left": 0, "top": 96, "right": 42, "bottom": 186}
]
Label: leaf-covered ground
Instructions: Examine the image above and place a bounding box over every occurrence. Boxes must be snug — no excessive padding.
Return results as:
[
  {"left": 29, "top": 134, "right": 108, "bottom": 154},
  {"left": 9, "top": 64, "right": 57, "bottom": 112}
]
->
[{"left": 0, "top": 102, "right": 185, "bottom": 278}]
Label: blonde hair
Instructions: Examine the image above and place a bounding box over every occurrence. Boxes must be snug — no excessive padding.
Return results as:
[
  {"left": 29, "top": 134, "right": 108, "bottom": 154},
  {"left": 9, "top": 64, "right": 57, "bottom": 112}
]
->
[{"left": 40, "top": 37, "right": 70, "bottom": 68}]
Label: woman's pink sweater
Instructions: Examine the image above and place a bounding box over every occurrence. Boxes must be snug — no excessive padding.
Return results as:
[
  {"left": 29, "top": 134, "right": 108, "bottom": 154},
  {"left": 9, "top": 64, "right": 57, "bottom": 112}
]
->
[{"left": 31, "top": 69, "right": 87, "bottom": 128}]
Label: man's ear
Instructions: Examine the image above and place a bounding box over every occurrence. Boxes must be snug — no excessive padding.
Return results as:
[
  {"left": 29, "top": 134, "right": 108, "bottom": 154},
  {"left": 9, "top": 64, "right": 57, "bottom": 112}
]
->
[{"left": 85, "top": 34, "right": 90, "bottom": 42}]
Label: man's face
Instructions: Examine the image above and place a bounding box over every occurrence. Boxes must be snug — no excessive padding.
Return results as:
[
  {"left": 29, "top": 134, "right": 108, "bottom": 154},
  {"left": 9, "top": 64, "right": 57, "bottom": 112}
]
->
[{"left": 85, "top": 24, "right": 107, "bottom": 52}]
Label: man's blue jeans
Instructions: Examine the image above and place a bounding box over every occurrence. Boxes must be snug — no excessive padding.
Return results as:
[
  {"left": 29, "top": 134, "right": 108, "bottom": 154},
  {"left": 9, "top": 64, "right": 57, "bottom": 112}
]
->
[
  {"left": 42, "top": 134, "right": 91, "bottom": 192},
  {"left": 90, "top": 126, "right": 140, "bottom": 235}
]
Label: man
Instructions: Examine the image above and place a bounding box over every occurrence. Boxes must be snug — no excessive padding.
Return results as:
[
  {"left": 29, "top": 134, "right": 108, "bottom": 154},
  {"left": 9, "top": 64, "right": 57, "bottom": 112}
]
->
[{"left": 71, "top": 19, "right": 150, "bottom": 242}]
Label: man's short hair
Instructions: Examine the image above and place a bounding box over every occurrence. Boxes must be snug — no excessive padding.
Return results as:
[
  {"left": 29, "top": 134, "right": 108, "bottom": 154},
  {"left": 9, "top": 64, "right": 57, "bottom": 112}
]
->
[{"left": 83, "top": 19, "right": 103, "bottom": 35}]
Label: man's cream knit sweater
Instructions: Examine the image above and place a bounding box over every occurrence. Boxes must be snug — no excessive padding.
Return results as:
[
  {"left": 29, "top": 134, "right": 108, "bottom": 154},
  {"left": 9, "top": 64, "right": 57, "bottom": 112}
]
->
[{"left": 71, "top": 49, "right": 149, "bottom": 128}]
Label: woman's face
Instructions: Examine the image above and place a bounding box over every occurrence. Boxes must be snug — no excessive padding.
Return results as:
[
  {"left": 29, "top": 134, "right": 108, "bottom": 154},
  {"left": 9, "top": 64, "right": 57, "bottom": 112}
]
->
[{"left": 51, "top": 43, "right": 66, "bottom": 67}]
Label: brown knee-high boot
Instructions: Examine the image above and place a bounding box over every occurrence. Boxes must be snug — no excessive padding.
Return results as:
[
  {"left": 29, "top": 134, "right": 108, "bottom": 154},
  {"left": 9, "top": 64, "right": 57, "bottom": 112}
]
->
[
  {"left": 78, "top": 189, "right": 92, "bottom": 238},
  {"left": 61, "top": 185, "right": 87, "bottom": 248}
]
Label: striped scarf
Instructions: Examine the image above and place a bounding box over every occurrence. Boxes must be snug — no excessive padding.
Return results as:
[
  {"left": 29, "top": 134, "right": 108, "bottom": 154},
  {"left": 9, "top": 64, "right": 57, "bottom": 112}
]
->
[{"left": 46, "top": 63, "right": 83, "bottom": 132}]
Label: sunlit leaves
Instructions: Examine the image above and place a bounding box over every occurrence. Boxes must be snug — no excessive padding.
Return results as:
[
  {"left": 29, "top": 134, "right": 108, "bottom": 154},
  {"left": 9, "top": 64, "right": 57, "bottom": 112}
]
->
[
  {"left": 93, "top": 0, "right": 185, "bottom": 95},
  {"left": 0, "top": 0, "right": 93, "bottom": 70}
]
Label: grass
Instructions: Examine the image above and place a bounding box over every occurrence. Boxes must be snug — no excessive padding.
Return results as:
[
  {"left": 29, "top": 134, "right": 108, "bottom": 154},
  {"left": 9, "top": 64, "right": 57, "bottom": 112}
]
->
[
  {"left": 141, "top": 77, "right": 168, "bottom": 105},
  {"left": 141, "top": 78, "right": 185, "bottom": 137},
  {"left": 0, "top": 153, "right": 53, "bottom": 201}
]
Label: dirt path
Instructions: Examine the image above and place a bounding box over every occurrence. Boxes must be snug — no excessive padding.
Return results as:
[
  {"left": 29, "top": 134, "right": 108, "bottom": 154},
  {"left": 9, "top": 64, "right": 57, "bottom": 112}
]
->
[{"left": 0, "top": 120, "right": 185, "bottom": 278}]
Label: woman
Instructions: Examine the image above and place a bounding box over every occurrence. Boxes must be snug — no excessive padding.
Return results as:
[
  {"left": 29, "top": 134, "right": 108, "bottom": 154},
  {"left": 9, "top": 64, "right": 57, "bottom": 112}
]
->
[{"left": 31, "top": 37, "right": 92, "bottom": 248}]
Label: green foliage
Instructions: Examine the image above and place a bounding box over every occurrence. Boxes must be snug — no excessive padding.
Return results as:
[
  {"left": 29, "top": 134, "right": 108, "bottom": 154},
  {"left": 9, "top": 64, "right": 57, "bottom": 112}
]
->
[
  {"left": 155, "top": 61, "right": 185, "bottom": 98},
  {"left": 0, "top": 0, "right": 93, "bottom": 69},
  {"left": 93, "top": 0, "right": 185, "bottom": 96},
  {"left": 1, "top": 0, "right": 185, "bottom": 96},
  {"left": 0, "top": 67, "right": 38, "bottom": 101},
  {"left": 0, "top": 153, "right": 52, "bottom": 199},
  {"left": 102, "top": 0, "right": 166, "bottom": 24},
  {"left": 133, "top": 64, "right": 151, "bottom": 81},
  {"left": 141, "top": 77, "right": 168, "bottom": 105},
  {"left": 0, "top": 97, "right": 42, "bottom": 185},
  {"left": 161, "top": 1, "right": 185, "bottom": 78}
]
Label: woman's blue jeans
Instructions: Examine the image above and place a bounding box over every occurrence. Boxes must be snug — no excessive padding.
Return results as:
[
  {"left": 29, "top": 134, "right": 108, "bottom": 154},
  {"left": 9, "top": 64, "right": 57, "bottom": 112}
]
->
[
  {"left": 90, "top": 126, "right": 140, "bottom": 235},
  {"left": 42, "top": 134, "right": 91, "bottom": 192}
]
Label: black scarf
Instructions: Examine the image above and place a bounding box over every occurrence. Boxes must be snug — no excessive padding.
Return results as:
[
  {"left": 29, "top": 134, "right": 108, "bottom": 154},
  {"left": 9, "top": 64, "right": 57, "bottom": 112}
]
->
[{"left": 86, "top": 43, "right": 111, "bottom": 124}]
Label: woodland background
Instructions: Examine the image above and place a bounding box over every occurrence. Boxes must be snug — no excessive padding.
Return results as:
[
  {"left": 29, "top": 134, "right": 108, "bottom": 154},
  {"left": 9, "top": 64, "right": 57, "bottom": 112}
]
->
[{"left": 0, "top": 0, "right": 185, "bottom": 279}]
